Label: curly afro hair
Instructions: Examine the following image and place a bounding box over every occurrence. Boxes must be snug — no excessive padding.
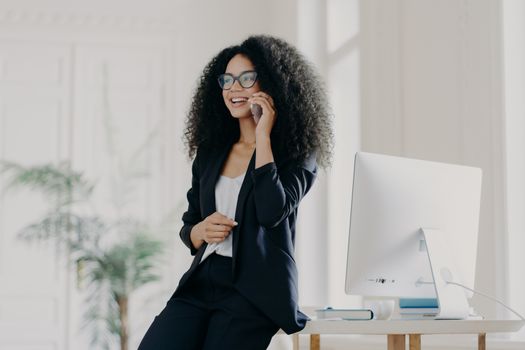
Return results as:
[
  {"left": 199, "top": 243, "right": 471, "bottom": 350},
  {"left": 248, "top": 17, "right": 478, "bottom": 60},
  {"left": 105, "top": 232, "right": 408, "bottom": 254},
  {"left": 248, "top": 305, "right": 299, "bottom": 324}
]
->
[{"left": 183, "top": 34, "right": 333, "bottom": 168}]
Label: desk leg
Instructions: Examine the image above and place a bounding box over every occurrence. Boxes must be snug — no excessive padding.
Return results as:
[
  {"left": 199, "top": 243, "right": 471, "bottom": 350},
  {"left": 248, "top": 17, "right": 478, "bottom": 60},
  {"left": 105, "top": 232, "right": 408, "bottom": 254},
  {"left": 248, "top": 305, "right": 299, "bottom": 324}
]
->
[
  {"left": 292, "top": 334, "right": 299, "bottom": 350},
  {"left": 478, "top": 333, "right": 486, "bottom": 350},
  {"left": 310, "top": 334, "right": 320, "bottom": 350},
  {"left": 387, "top": 334, "right": 405, "bottom": 350},
  {"left": 409, "top": 334, "right": 421, "bottom": 350}
]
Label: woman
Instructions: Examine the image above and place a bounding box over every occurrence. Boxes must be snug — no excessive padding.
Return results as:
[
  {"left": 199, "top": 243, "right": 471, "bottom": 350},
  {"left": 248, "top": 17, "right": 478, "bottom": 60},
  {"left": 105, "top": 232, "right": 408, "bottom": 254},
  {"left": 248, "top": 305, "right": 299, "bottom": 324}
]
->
[{"left": 139, "top": 35, "right": 333, "bottom": 350}]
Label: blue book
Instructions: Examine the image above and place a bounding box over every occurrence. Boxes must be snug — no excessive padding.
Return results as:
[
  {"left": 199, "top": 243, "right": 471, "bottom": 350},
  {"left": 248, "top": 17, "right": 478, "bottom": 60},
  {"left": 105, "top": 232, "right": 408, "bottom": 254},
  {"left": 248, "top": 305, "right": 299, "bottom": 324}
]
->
[{"left": 399, "top": 298, "right": 438, "bottom": 308}]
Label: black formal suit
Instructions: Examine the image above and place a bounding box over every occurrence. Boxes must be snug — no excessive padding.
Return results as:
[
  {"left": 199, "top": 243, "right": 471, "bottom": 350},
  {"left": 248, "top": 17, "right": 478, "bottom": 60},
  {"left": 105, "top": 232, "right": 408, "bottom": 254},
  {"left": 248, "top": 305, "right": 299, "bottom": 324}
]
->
[{"left": 172, "top": 142, "right": 317, "bottom": 335}]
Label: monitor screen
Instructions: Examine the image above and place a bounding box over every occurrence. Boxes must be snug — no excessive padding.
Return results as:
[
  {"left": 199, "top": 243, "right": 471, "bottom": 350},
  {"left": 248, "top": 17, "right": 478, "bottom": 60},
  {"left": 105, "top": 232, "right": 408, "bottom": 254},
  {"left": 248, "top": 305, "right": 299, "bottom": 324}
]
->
[{"left": 345, "top": 152, "right": 482, "bottom": 299}]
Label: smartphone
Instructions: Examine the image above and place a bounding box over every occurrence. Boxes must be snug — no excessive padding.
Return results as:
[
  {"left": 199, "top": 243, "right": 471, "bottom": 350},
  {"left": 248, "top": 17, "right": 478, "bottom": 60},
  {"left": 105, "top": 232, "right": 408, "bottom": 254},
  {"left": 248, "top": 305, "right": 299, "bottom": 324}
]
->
[{"left": 250, "top": 103, "right": 262, "bottom": 124}]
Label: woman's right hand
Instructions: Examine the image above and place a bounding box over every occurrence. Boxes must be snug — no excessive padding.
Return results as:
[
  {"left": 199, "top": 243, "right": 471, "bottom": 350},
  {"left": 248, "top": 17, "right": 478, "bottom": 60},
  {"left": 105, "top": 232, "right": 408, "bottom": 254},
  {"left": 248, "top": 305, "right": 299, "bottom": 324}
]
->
[{"left": 190, "top": 212, "right": 238, "bottom": 250}]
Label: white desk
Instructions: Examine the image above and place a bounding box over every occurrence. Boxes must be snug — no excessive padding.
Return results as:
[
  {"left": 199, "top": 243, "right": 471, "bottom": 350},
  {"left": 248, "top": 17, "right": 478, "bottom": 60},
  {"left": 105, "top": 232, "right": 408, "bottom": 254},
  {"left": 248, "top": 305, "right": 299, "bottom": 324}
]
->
[{"left": 291, "top": 319, "right": 524, "bottom": 350}]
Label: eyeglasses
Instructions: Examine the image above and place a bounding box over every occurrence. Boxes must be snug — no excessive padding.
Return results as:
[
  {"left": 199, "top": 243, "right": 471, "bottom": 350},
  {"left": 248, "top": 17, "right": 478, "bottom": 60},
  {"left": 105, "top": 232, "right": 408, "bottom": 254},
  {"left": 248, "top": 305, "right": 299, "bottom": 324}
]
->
[{"left": 217, "top": 70, "right": 258, "bottom": 90}]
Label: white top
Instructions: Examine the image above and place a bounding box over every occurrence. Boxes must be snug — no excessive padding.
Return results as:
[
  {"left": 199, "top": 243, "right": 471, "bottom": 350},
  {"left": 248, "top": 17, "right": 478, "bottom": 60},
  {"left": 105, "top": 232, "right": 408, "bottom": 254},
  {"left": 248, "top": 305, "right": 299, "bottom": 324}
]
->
[{"left": 200, "top": 172, "right": 245, "bottom": 263}]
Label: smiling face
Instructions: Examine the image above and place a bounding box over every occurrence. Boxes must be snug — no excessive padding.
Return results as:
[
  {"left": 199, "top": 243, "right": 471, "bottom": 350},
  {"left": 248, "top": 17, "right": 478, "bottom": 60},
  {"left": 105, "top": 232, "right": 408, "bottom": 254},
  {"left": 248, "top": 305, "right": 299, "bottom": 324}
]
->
[{"left": 221, "top": 54, "right": 261, "bottom": 119}]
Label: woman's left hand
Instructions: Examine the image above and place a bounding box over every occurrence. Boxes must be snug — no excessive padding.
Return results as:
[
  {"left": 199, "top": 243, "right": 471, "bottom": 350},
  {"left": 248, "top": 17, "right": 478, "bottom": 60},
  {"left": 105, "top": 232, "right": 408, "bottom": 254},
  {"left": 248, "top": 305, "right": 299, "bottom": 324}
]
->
[{"left": 249, "top": 92, "right": 276, "bottom": 137}]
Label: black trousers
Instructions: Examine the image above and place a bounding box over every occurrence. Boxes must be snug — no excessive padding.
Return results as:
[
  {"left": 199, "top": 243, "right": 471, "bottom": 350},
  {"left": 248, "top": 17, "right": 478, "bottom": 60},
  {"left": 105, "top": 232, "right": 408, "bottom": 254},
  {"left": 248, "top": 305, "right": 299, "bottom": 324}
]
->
[{"left": 138, "top": 253, "right": 279, "bottom": 350}]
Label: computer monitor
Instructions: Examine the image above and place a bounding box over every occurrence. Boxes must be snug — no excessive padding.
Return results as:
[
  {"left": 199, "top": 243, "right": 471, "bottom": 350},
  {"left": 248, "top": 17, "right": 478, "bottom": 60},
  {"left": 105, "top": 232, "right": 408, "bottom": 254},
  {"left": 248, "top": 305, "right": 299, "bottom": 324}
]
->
[{"left": 345, "top": 152, "right": 482, "bottom": 318}]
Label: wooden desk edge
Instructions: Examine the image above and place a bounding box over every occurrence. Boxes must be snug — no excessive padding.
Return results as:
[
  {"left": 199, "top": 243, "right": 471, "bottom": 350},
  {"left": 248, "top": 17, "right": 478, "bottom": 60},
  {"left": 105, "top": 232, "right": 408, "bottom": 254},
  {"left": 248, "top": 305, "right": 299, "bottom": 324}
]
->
[
  {"left": 280, "top": 320, "right": 523, "bottom": 350},
  {"left": 295, "top": 332, "right": 486, "bottom": 350}
]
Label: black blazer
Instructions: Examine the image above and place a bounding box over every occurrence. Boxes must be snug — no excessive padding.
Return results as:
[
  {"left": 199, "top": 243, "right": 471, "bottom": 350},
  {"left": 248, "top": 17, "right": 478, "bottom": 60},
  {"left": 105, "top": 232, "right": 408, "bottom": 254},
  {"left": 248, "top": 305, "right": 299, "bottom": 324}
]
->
[{"left": 171, "top": 143, "right": 317, "bottom": 334}]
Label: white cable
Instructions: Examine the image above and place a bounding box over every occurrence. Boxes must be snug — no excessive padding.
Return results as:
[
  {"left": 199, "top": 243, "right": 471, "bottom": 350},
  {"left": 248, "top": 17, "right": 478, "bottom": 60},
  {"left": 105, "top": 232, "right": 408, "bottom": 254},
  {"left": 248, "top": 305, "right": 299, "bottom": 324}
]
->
[{"left": 446, "top": 281, "right": 525, "bottom": 321}]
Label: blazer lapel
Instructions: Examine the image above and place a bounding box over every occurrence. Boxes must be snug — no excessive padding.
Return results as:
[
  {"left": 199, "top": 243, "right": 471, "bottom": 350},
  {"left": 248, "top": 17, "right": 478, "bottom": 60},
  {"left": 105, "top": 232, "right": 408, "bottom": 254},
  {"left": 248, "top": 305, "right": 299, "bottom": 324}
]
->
[{"left": 232, "top": 151, "right": 256, "bottom": 270}]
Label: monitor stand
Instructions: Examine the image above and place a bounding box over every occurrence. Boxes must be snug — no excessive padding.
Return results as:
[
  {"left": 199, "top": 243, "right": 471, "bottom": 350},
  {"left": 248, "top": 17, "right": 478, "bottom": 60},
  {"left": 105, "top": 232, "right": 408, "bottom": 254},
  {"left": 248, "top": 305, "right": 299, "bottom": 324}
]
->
[{"left": 420, "top": 228, "right": 470, "bottom": 319}]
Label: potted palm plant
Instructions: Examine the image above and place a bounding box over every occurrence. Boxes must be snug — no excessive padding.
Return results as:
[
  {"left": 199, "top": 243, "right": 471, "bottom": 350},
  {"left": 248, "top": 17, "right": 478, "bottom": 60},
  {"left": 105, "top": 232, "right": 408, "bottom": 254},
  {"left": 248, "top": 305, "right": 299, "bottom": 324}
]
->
[
  {"left": 0, "top": 62, "right": 177, "bottom": 350},
  {"left": 0, "top": 160, "right": 166, "bottom": 350}
]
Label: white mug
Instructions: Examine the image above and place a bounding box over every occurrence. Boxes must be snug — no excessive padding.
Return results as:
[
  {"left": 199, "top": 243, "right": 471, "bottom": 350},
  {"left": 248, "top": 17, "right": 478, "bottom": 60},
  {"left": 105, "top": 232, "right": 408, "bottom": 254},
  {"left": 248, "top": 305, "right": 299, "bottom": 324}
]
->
[{"left": 367, "top": 299, "right": 395, "bottom": 320}]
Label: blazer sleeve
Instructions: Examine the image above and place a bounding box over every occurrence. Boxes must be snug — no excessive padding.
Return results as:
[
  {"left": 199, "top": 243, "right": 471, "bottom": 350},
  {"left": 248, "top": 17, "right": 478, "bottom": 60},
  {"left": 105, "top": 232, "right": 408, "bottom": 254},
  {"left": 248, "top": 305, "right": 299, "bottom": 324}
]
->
[
  {"left": 251, "top": 153, "right": 317, "bottom": 228},
  {"left": 179, "top": 150, "right": 203, "bottom": 255}
]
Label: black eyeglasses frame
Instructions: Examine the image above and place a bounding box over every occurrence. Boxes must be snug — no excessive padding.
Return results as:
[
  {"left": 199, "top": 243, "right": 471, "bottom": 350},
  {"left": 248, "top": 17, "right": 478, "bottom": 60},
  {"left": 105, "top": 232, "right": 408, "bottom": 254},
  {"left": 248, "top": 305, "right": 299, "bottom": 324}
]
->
[{"left": 217, "top": 70, "right": 258, "bottom": 90}]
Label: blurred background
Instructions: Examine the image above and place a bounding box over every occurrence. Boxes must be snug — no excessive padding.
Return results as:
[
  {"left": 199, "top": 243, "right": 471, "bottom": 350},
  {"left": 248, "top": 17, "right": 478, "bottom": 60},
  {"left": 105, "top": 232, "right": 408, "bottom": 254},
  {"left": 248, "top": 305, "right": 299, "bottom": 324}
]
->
[{"left": 0, "top": 0, "right": 524, "bottom": 349}]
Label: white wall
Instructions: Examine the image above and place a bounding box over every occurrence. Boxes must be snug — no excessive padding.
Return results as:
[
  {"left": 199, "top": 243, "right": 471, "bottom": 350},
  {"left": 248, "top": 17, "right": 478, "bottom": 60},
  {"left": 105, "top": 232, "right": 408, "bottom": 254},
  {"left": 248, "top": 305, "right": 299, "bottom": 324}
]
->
[
  {"left": 0, "top": 40, "right": 74, "bottom": 350},
  {"left": 503, "top": 0, "right": 525, "bottom": 340},
  {"left": 325, "top": 0, "right": 362, "bottom": 308},
  {"left": 295, "top": 0, "right": 329, "bottom": 307}
]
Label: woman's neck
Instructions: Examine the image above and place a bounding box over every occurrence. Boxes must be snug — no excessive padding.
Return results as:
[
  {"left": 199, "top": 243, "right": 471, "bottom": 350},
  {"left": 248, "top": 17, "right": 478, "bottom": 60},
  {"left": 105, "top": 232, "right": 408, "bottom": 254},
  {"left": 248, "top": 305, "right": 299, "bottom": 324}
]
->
[{"left": 237, "top": 116, "right": 256, "bottom": 145}]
